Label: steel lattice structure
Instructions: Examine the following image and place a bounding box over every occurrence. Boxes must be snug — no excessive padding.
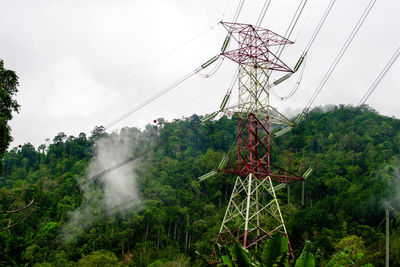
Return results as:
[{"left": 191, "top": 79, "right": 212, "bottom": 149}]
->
[{"left": 208, "top": 22, "right": 304, "bottom": 261}]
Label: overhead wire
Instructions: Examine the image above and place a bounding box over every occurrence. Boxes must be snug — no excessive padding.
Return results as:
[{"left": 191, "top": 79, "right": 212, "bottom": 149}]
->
[
  {"left": 221, "top": 0, "right": 232, "bottom": 21},
  {"left": 83, "top": 0, "right": 249, "bottom": 183},
  {"left": 271, "top": 0, "right": 336, "bottom": 101},
  {"left": 275, "top": 0, "right": 308, "bottom": 58},
  {"left": 272, "top": 55, "right": 307, "bottom": 101},
  {"left": 232, "top": 0, "right": 245, "bottom": 23},
  {"left": 358, "top": 45, "right": 400, "bottom": 107},
  {"left": 376, "top": 207, "right": 394, "bottom": 230},
  {"left": 168, "top": 76, "right": 233, "bottom": 116},
  {"left": 267, "top": 0, "right": 309, "bottom": 100},
  {"left": 299, "top": 0, "right": 377, "bottom": 118},
  {"left": 256, "top": 0, "right": 272, "bottom": 27},
  {"left": 104, "top": 0, "right": 250, "bottom": 130},
  {"left": 27, "top": 23, "right": 220, "bottom": 143},
  {"left": 302, "top": 0, "right": 336, "bottom": 57},
  {"left": 104, "top": 67, "right": 202, "bottom": 130},
  {"left": 197, "top": 58, "right": 225, "bottom": 78},
  {"left": 81, "top": 116, "right": 206, "bottom": 186},
  {"left": 293, "top": 0, "right": 319, "bottom": 42}
]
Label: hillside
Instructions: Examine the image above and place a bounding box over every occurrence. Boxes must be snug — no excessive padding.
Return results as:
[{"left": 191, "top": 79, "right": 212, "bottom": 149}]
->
[{"left": 1, "top": 105, "right": 400, "bottom": 266}]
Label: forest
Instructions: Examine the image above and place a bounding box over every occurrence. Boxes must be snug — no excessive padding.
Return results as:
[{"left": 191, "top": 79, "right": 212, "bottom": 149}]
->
[{"left": 1, "top": 102, "right": 400, "bottom": 266}]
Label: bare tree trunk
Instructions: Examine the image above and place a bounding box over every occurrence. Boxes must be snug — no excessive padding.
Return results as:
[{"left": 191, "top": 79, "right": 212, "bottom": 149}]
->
[
  {"left": 168, "top": 221, "right": 171, "bottom": 239},
  {"left": 122, "top": 243, "right": 125, "bottom": 264},
  {"left": 157, "top": 226, "right": 160, "bottom": 248},
  {"left": 144, "top": 223, "right": 149, "bottom": 243},
  {"left": 185, "top": 229, "right": 188, "bottom": 255},
  {"left": 174, "top": 219, "right": 177, "bottom": 240}
]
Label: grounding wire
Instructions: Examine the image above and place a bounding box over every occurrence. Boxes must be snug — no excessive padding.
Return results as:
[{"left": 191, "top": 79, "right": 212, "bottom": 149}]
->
[
  {"left": 256, "top": 0, "right": 272, "bottom": 27},
  {"left": 357, "top": 45, "right": 400, "bottom": 107},
  {"left": 299, "top": 0, "right": 376, "bottom": 117}
]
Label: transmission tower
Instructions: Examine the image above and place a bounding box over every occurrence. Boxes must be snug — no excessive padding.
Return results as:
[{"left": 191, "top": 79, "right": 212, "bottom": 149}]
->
[{"left": 199, "top": 22, "right": 306, "bottom": 261}]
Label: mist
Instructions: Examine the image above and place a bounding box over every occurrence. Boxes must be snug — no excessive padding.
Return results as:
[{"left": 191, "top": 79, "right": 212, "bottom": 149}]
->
[
  {"left": 62, "top": 127, "right": 149, "bottom": 242},
  {"left": 379, "top": 158, "right": 400, "bottom": 212}
]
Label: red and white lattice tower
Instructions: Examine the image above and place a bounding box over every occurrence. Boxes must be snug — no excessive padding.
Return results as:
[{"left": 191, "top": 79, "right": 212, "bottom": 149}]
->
[{"left": 207, "top": 22, "right": 304, "bottom": 260}]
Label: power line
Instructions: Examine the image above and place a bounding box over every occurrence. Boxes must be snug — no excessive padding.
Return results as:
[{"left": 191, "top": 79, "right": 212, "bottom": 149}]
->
[
  {"left": 303, "top": 0, "right": 337, "bottom": 55},
  {"left": 271, "top": 0, "right": 336, "bottom": 101},
  {"left": 267, "top": 0, "right": 309, "bottom": 99},
  {"left": 256, "top": 0, "right": 272, "bottom": 27},
  {"left": 221, "top": 0, "right": 231, "bottom": 20},
  {"left": 232, "top": 0, "right": 245, "bottom": 23},
  {"left": 275, "top": 0, "right": 308, "bottom": 57},
  {"left": 358, "top": 45, "right": 400, "bottom": 107},
  {"left": 103, "top": 0, "right": 250, "bottom": 130},
  {"left": 79, "top": 0, "right": 250, "bottom": 183},
  {"left": 273, "top": 55, "right": 307, "bottom": 101},
  {"left": 293, "top": 0, "right": 319, "bottom": 42},
  {"left": 300, "top": 0, "right": 376, "bottom": 116},
  {"left": 104, "top": 67, "right": 202, "bottom": 130},
  {"left": 27, "top": 23, "right": 219, "bottom": 143}
]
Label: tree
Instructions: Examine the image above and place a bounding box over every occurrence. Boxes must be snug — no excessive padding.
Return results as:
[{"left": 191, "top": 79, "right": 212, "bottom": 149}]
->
[
  {"left": 0, "top": 59, "right": 20, "bottom": 172},
  {"left": 77, "top": 250, "right": 122, "bottom": 267}
]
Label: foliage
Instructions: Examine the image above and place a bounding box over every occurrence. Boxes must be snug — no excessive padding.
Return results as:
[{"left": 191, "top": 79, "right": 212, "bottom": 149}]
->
[
  {"left": 76, "top": 250, "right": 122, "bottom": 266},
  {"left": 262, "top": 233, "right": 289, "bottom": 266},
  {"left": 0, "top": 106, "right": 399, "bottom": 265},
  {"left": 0, "top": 59, "right": 19, "bottom": 172},
  {"left": 295, "top": 241, "right": 315, "bottom": 267}
]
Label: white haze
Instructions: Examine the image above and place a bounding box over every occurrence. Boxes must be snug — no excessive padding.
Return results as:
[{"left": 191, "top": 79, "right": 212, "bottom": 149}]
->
[
  {"left": 63, "top": 128, "right": 145, "bottom": 241},
  {"left": 380, "top": 158, "right": 400, "bottom": 212}
]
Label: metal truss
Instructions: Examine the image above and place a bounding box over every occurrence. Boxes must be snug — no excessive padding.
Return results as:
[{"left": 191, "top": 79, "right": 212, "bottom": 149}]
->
[
  {"left": 217, "top": 174, "right": 288, "bottom": 249},
  {"left": 208, "top": 22, "right": 303, "bottom": 263}
]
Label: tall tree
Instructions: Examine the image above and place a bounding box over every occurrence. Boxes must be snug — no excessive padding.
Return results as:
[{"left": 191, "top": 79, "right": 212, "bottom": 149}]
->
[{"left": 0, "top": 59, "right": 19, "bottom": 173}]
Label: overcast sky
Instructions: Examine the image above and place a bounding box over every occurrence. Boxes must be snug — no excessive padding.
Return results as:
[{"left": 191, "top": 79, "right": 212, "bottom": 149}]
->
[{"left": 1, "top": 0, "right": 399, "bottom": 148}]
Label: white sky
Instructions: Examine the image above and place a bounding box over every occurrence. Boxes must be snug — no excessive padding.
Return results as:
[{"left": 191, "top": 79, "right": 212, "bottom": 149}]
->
[{"left": 1, "top": 0, "right": 399, "bottom": 148}]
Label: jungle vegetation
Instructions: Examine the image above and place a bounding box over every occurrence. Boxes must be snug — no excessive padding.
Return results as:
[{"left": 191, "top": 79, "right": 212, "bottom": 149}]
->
[{"left": 1, "top": 104, "right": 400, "bottom": 266}]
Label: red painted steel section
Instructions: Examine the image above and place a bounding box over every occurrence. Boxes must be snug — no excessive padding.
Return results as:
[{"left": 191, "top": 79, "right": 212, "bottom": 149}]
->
[{"left": 223, "top": 114, "right": 303, "bottom": 183}]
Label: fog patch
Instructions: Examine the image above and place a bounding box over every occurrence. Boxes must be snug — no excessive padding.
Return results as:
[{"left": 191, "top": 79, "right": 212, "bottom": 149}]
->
[{"left": 62, "top": 127, "right": 150, "bottom": 242}]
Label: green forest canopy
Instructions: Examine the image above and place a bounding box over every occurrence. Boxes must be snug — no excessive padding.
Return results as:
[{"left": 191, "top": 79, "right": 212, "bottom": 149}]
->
[{"left": 1, "top": 105, "right": 400, "bottom": 266}]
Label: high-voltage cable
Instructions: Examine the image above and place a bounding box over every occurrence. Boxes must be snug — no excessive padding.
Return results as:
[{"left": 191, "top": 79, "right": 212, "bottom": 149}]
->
[
  {"left": 104, "top": 67, "right": 202, "bottom": 129},
  {"left": 255, "top": 0, "right": 272, "bottom": 27},
  {"left": 273, "top": 56, "right": 307, "bottom": 101},
  {"left": 298, "top": 0, "right": 376, "bottom": 120},
  {"left": 275, "top": 0, "right": 308, "bottom": 58},
  {"left": 232, "top": 0, "right": 245, "bottom": 23},
  {"left": 270, "top": 0, "right": 329, "bottom": 101},
  {"left": 103, "top": 0, "right": 250, "bottom": 130},
  {"left": 358, "top": 45, "right": 400, "bottom": 107},
  {"left": 26, "top": 23, "right": 219, "bottom": 143},
  {"left": 302, "top": 0, "right": 336, "bottom": 55}
]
